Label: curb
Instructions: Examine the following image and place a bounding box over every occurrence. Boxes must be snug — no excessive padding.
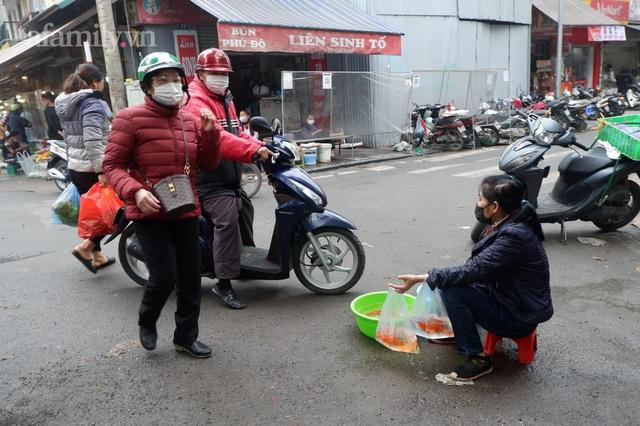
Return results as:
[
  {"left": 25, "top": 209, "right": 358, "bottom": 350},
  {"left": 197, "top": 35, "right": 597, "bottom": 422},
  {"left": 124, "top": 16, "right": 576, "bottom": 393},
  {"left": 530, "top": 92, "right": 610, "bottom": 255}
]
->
[{"left": 304, "top": 153, "right": 414, "bottom": 174}]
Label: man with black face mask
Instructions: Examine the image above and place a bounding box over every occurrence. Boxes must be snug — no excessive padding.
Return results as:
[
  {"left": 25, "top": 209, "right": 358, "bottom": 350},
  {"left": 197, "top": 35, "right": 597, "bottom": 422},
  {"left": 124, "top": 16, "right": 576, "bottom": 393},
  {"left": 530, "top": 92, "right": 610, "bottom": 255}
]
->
[{"left": 184, "top": 48, "right": 273, "bottom": 310}]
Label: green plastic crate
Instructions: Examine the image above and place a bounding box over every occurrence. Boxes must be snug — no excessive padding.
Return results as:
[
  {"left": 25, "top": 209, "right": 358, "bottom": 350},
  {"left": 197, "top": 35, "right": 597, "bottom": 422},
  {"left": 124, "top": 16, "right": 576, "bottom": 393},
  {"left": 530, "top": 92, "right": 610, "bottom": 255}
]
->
[{"left": 597, "top": 115, "right": 640, "bottom": 160}]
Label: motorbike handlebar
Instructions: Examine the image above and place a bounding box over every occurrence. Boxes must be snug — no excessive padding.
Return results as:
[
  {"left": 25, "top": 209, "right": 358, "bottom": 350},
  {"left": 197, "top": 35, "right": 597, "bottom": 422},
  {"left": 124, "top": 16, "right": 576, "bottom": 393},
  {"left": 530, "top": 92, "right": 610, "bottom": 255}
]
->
[{"left": 573, "top": 141, "right": 590, "bottom": 151}]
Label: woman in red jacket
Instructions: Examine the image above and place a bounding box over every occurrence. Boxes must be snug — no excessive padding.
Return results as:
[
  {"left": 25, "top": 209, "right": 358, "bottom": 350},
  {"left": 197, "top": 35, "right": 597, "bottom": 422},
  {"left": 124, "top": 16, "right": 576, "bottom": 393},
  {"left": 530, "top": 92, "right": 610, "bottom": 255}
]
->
[{"left": 103, "top": 53, "right": 221, "bottom": 358}]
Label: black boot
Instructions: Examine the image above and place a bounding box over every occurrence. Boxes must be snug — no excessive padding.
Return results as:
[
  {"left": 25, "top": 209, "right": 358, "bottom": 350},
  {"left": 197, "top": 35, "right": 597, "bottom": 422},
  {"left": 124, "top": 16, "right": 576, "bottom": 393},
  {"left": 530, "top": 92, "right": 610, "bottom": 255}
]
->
[
  {"left": 211, "top": 280, "right": 247, "bottom": 310},
  {"left": 174, "top": 340, "right": 212, "bottom": 358},
  {"left": 139, "top": 326, "right": 157, "bottom": 350}
]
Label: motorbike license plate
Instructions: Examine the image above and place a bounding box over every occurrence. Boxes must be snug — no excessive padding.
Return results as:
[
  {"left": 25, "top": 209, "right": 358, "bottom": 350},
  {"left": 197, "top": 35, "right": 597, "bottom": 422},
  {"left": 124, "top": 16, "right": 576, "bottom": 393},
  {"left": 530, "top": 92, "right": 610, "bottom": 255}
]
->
[
  {"left": 457, "top": 125, "right": 466, "bottom": 133},
  {"left": 474, "top": 125, "right": 482, "bottom": 133}
]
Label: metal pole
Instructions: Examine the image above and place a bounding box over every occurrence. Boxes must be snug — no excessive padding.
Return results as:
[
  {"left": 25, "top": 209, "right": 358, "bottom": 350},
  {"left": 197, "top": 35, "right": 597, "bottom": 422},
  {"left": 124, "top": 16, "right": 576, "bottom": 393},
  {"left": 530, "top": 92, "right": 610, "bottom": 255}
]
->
[{"left": 555, "top": 0, "right": 564, "bottom": 98}]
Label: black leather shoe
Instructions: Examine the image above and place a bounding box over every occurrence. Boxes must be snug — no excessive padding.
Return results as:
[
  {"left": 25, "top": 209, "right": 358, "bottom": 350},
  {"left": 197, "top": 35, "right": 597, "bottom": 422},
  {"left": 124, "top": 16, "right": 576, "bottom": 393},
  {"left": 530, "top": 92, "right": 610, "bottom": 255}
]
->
[
  {"left": 211, "top": 283, "right": 247, "bottom": 310},
  {"left": 139, "top": 327, "right": 157, "bottom": 351},
  {"left": 174, "top": 341, "right": 212, "bottom": 358}
]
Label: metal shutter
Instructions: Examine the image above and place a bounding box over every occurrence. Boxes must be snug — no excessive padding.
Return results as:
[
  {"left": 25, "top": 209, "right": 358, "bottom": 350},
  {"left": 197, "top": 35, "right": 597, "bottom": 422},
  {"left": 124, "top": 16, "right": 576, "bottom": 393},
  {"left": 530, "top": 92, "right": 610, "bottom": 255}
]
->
[{"left": 197, "top": 23, "right": 219, "bottom": 50}]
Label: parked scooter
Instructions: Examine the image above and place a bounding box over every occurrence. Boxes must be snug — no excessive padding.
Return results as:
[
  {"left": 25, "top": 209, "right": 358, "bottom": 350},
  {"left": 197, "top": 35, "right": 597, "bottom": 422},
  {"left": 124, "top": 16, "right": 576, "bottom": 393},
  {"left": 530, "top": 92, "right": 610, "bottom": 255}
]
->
[
  {"left": 625, "top": 84, "right": 640, "bottom": 109},
  {"left": 109, "top": 117, "right": 366, "bottom": 294},
  {"left": 46, "top": 139, "right": 70, "bottom": 191},
  {"left": 546, "top": 99, "right": 587, "bottom": 131},
  {"left": 412, "top": 103, "right": 472, "bottom": 151},
  {"left": 470, "top": 111, "right": 640, "bottom": 243}
]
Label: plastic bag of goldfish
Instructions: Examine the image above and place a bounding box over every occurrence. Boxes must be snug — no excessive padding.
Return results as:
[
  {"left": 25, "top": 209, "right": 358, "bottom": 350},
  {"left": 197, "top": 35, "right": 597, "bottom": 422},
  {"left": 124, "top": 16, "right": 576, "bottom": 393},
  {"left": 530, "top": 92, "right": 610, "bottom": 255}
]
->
[{"left": 375, "top": 286, "right": 453, "bottom": 354}]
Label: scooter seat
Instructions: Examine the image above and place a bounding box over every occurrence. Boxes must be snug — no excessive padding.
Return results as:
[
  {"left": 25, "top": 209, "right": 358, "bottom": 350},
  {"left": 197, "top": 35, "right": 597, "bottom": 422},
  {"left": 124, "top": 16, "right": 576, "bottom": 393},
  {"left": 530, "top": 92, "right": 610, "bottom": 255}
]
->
[{"left": 558, "top": 146, "right": 616, "bottom": 182}]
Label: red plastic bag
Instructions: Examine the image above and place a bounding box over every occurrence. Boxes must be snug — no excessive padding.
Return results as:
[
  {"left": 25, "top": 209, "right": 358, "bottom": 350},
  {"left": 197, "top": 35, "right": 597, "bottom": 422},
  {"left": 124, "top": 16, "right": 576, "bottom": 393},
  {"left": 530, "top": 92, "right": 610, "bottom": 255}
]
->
[{"left": 77, "top": 183, "right": 124, "bottom": 239}]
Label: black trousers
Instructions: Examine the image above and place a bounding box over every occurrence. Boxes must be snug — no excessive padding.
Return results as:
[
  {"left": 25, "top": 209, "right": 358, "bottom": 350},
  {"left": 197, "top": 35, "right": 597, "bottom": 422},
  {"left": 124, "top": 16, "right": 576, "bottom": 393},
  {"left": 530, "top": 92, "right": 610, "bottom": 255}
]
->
[
  {"left": 68, "top": 170, "right": 104, "bottom": 251},
  {"left": 133, "top": 218, "right": 201, "bottom": 346}
]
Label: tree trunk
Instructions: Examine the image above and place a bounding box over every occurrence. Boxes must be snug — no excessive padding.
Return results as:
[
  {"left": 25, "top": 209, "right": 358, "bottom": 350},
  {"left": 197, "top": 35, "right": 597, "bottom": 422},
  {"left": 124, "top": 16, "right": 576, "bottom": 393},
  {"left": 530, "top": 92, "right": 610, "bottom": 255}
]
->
[{"left": 95, "top": 0, "right": 126, "bottom": 112}]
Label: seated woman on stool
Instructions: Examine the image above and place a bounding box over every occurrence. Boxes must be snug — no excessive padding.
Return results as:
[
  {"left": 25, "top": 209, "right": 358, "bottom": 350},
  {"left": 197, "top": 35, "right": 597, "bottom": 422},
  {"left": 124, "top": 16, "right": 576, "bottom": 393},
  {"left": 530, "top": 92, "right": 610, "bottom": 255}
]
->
[{"left": 391, "top": 175, "right": 553, "bottom": 381}]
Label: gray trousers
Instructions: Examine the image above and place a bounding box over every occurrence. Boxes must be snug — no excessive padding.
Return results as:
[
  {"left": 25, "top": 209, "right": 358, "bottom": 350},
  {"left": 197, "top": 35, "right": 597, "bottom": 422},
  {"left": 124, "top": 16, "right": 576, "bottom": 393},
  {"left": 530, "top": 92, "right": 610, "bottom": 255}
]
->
[{"left": 201, "top": 193, "right": 254, "bottom": 280}]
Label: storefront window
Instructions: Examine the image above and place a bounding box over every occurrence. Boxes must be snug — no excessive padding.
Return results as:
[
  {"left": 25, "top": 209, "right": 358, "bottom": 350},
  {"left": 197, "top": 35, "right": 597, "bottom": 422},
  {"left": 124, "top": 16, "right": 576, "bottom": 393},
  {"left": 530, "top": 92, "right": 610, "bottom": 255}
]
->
[{"left": 564, "top": 46, "right": 592, "bottom": 87}]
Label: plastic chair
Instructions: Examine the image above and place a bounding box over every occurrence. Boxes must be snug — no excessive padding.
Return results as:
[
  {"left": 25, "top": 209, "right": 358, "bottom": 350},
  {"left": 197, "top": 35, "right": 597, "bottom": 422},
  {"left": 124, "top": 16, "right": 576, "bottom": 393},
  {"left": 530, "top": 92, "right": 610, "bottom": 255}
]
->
[{"left": 484, "top": 329, "right": 537, "bottom": 365}]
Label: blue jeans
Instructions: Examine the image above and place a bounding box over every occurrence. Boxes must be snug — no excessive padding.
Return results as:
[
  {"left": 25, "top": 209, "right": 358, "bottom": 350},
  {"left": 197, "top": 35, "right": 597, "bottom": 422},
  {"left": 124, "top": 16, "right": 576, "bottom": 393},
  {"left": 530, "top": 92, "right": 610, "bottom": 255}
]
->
[{"left": 441, "top": 285, "right": 536, "bottom": 357}]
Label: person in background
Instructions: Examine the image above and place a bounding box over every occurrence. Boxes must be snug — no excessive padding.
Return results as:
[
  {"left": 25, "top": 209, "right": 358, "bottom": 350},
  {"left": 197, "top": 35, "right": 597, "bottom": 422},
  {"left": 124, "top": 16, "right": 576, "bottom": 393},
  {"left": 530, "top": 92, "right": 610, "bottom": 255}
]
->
[
  {"left": 238, "top": 110, "right": 258, "bottom": 138},
  {"left": 185, "top": 47, "right": 273, "bottom": 310},
  {"left": 55, "top": 63, "right": 113, "bottom": 273},
  {"left": 391, "top": 175, "right": 552, "bottom": 381},
  {"left": 3, "top": 130, "right": 28, "bottom": 162},
  {"left": 300, "top": 114, "right": 322, "bottom": 140},
  {"left": 103, "top": 52, "right": 222, "bottom": 358},
  {"left": 7, "top": 103, "right": 29, "bottom": 145},
  {"left": 41, "top": 92, "right": 64, "bottom": 140}
]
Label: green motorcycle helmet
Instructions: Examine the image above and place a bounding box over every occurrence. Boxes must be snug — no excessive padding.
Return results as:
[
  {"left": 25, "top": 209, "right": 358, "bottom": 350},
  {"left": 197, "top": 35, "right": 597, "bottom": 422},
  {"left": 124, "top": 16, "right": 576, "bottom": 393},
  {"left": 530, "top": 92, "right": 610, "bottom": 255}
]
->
[{"left": 137, "top": 52, "right": 188, "bottom": 94}]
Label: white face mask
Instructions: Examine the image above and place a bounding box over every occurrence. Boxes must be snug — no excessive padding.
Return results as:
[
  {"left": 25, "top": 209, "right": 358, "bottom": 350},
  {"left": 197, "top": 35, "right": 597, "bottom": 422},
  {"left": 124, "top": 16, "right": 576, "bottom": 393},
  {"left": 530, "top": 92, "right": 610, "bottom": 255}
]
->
[
  {"left": 239, "top": 115, "right": 249, "bottom": 123},
  {"left": 307, "top": 119, "right": 315, "bottom": 126},
  {"left": 152, "top": 82, "right": 184, "bottom": 106},
  {"left": 205, "top": 74, "right": 229, "bottom": 95}
]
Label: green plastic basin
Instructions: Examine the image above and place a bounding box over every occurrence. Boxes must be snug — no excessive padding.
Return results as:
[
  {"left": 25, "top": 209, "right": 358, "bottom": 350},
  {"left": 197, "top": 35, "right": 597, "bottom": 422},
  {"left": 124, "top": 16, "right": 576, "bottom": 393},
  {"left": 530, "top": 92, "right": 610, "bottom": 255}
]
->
[{"left": 350, "top": 291, "right": 416, "bottom": 339}]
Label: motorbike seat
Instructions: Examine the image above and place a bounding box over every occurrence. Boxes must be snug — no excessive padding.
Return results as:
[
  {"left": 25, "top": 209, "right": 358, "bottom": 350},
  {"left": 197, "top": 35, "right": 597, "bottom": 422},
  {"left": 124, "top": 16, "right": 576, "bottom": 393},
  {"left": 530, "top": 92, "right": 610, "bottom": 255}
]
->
[
  {"left": 547, "top": 100, "right": 567, "bottom": 108},
  {"left": 558, "top": 146, "right": 616, "bottom": 181}
]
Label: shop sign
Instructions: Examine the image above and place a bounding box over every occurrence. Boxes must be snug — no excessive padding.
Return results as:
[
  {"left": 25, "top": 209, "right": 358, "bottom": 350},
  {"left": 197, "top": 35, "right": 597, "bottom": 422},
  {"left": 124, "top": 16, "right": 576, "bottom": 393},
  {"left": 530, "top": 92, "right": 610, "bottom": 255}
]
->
[
  {"left": 583, "top": 0, "right": 630, "bottom": 24},
  {"left": 217, "top": 23, "right": 401, "bottom": 55},
  {"left": 588, "top": 25, "right": 627, "bottom": 41},
  {"left": 173, "top": 31, "right": 199, "bottom": 83},
  {"left": 137, "top": 0, "right": 211, "bottom": 25}
]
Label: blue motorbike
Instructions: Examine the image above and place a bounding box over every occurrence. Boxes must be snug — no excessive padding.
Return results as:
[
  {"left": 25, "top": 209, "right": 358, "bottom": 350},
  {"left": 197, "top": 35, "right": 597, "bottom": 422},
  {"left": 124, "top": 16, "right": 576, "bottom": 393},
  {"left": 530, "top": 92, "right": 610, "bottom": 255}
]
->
[{"left": 111, "top": 117, "right": 366, "bottom": 294}]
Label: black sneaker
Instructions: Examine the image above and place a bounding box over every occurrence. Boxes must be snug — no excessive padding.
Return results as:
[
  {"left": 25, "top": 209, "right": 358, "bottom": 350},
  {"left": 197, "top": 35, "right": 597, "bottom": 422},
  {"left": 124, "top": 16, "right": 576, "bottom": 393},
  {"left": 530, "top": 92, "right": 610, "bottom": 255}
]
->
[{"left": 451, "top": 355, "right": 493, "bottom": 381}]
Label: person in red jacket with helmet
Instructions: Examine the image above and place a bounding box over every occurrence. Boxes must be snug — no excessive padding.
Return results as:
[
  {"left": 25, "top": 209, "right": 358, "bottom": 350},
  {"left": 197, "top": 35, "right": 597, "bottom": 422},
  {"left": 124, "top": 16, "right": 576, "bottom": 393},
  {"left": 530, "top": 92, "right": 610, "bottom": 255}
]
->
[
  {"left": 103, "top": 52, "right": 222, "bottom": 358},
  {"left": 184, "top": 47, "right": 272, "bottom": 310}
]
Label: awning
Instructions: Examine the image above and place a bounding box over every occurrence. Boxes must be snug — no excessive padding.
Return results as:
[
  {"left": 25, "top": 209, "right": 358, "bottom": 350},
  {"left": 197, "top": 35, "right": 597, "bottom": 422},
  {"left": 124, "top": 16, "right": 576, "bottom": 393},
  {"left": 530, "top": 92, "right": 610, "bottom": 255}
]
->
[
  {"left": 533, "top": 0, "right": 620, "bottom": 26},
  {"left": 190, "top": 0, "right": 403, "bottom": 55},
  {"left": 0, "top": 8, "right": 95, "bottom": 68}
]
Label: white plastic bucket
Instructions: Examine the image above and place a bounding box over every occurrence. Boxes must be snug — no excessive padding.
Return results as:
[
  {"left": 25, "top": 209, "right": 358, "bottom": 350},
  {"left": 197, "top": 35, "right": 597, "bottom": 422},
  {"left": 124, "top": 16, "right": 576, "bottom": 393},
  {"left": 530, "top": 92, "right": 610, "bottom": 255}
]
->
[
  {"left": 317, "top": 143, "right": 332, "bottom": 163},
  {"left": 303, "top": 146, "right": 317, "bottom": 165}
]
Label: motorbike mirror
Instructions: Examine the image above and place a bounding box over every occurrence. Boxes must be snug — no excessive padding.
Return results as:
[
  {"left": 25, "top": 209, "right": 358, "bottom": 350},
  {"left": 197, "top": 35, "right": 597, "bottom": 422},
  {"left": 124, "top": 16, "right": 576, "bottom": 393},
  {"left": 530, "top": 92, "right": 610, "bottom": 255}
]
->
[
  {"left": 250, "top": 116, "right": 271, "bottom": 134},
  {"left": 271, "top": 118, "right": 282, "bottom": 134}
]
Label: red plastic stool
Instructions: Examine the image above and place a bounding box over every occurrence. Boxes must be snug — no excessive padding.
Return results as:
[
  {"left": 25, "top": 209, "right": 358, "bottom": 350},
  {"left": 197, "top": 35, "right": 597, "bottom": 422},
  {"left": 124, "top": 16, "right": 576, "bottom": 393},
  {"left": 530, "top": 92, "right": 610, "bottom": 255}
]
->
[{"left": 484, "top": 329, "right": 537, "bottom": 365}]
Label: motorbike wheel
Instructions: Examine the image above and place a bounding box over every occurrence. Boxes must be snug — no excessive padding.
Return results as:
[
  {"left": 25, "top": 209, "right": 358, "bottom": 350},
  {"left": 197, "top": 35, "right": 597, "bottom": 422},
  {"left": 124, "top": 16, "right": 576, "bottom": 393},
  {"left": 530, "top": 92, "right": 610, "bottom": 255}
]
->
[
  {"left": 614, "top": 103, "right": 627, "bottom": 116},
  {"left": 241, "top": 163, "right": 262, "bottom": 199},
  {"left": 53, "top": 162, "right": 69, "bottom": 192},
  {"left": 118, "top": 225, "right": 149, "bottom": 287},
  {"left": 480, "top": 128, "right": 500, "bottom": 146},
  {"left": 592, "top": 180, "right": 640, "bottom": 232},
  {"left": 572, "top": 117, "right": 587, "bottom": 132},
  {"left": 470, "top": 221, "right": 488, "bottom": 243},
  {"left": 446, "top": 130, "right": 464, "bottom": 151},
  {"left": 293, "top": 227, "right": 366, "bottom": 294}
]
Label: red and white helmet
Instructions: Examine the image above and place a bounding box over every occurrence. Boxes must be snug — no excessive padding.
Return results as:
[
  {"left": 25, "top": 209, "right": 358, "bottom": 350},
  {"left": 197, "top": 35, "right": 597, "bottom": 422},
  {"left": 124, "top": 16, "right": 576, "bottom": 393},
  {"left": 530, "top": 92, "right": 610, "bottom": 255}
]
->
[{"left": 196, "top": 48, "right": 233, "bottom": 73}]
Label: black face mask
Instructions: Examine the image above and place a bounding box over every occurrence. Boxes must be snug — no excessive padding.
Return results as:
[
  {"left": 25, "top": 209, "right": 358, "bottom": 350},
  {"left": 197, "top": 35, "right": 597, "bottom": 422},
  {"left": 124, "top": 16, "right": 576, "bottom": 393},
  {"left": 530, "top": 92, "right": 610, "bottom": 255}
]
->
[{"left": 475, "top": 205, "right": 492, "bottom": 224}]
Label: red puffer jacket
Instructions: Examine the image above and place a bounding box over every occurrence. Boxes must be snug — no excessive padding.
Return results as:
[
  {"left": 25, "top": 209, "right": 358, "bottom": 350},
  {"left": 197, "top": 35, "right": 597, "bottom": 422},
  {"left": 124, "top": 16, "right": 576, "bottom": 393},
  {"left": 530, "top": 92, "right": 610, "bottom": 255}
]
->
[{"left": 103, "top": 96, "right": 221, "bottom": 221}]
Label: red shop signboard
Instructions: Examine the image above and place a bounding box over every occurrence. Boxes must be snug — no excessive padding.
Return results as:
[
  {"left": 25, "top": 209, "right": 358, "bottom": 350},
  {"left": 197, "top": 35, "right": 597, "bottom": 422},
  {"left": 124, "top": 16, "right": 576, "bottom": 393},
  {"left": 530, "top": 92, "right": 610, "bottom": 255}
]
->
[
  {"left": 137, "top": 0, "right": 211, "bottom": 25},
  {"left": 217, "top": 23, "right": 402, "bottom": 55},
  {"left": 174, "top": 31, "right": 199, "bottom": 83},
  {"left": 587, "top": 0, "right": 630, "bottom": 24}
]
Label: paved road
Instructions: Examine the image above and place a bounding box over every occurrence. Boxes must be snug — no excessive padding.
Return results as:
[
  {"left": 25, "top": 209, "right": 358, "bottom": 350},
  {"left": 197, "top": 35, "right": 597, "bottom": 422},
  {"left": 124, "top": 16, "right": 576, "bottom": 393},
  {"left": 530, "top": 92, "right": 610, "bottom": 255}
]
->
[{"left": 1, "top": 137, "right": 639, "bottom": 424}]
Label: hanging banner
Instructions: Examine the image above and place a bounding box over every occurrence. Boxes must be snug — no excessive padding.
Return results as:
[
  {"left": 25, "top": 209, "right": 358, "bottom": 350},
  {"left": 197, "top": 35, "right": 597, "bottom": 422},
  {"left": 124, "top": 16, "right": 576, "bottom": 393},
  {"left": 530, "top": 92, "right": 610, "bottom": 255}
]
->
[
  {"left": 588, "top": 25, "right": 627, "bottom": 41},
  {"left": 173, "top": 31, "right": 199, "bottom": 83},
  {"left": 583, "top": 0, "right": 630, "bottom": 24},
  {"left": 217, "top": 23, "right": 401, "bottom": 55}
]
